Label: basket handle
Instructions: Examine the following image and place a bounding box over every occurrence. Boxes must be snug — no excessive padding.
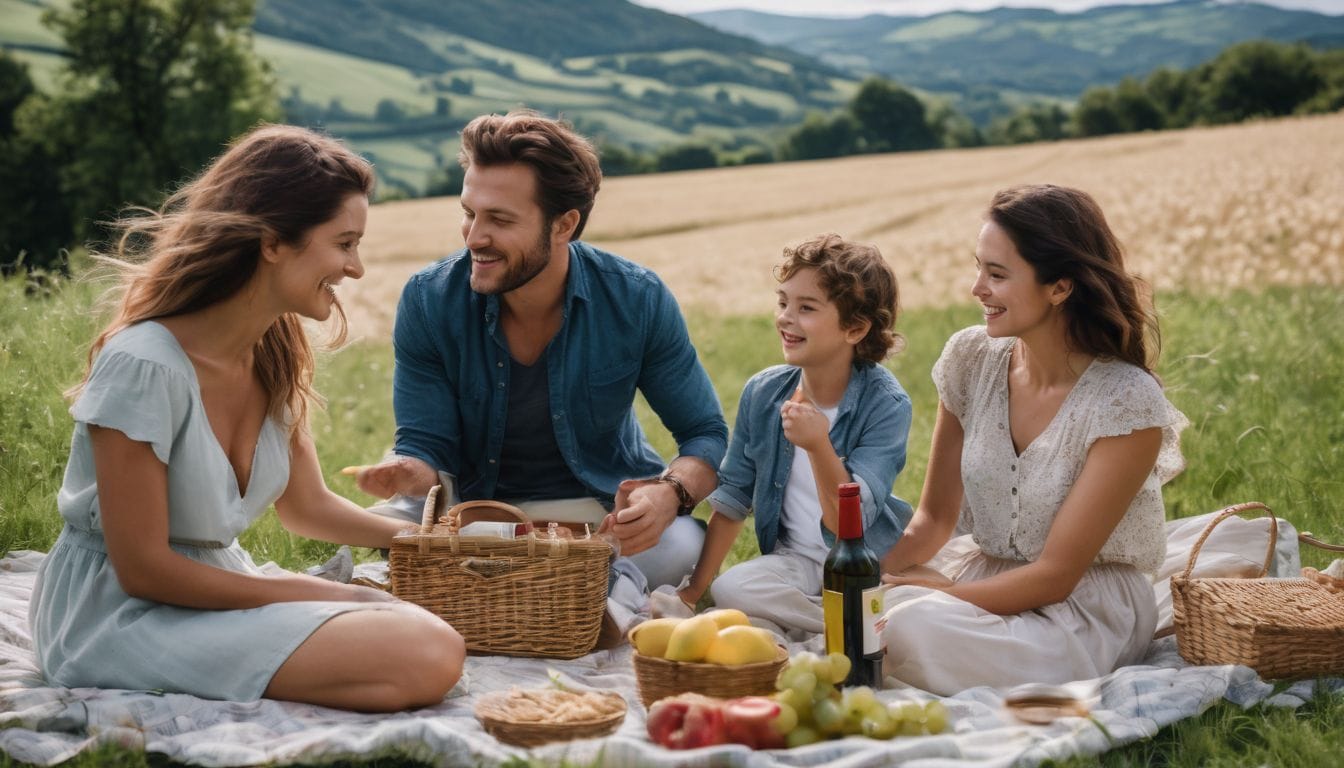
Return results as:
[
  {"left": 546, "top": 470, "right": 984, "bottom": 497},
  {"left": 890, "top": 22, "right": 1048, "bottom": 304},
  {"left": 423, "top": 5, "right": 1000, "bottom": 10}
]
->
[
  {"left": 448, "top": 499, "right": 530, "bottom": 529},
  {"left": 1299, "top": 532, "right": 1344, "bottom": 553},
  {"left": 417, "top": 488, "right": 529, "bottom": 534},
  {"left": 1180, "top": 501, "right": 1276, "bottom": 581}
]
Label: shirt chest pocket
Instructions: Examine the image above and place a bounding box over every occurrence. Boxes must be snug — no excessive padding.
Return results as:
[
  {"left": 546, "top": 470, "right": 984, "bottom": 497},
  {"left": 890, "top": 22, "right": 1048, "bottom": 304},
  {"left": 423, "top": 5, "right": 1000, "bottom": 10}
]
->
[{"left": 585, "top": 361, "right": 640, "bottom": 434}]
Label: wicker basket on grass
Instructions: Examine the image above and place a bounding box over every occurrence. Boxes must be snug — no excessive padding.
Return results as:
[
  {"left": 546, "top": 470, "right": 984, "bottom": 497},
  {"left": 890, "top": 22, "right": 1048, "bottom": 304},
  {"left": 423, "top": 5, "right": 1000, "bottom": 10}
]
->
[
  {"left": 389, "top": 486, "right": 613, "bottom": 659},
  {"left": 631, "top": 643, "right": 788, "bottom": 708},
  {"left": 1170, "top": 502, "right": 1344, "bottom": 680}
]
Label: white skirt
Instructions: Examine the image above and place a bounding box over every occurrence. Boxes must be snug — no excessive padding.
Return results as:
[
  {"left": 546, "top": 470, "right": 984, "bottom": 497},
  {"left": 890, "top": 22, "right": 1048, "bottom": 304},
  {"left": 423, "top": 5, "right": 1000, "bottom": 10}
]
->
[{"left": 878, "top": 535, "right": 1156, "bottom": 695}]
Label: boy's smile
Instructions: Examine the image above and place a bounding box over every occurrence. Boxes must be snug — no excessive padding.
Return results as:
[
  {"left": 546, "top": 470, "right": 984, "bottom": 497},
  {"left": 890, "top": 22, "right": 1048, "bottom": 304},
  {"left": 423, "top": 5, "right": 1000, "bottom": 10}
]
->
[{"left": 775, "top": 267, "right": 860, "bottom": 370}]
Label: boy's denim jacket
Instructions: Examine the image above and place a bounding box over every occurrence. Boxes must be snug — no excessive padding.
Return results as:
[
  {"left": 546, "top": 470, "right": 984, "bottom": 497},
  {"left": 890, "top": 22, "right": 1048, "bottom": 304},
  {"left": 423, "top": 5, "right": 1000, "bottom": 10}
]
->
[{"left": 707, "top": 362, "right": 914, "bottom": 558}]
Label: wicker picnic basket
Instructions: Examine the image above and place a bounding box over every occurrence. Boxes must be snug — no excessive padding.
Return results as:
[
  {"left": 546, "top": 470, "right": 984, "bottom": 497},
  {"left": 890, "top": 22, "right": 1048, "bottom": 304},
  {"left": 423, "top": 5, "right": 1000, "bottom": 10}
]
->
[
  {"left": 630, "top": 642, "right": 788, "bottom": 708},
  {"left": 389, "top": 485, "right": 614, "bottom": 659},
  {"left": 1170, "top": 502, "right": 1344, "bottom": 680}
]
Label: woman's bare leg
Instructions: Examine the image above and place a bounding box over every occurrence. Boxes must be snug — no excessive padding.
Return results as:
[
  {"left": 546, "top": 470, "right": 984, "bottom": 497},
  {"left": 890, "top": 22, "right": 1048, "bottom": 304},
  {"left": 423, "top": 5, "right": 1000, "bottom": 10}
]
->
[{"left": 265, "top": 603, "right": 465, "bottom": 711}]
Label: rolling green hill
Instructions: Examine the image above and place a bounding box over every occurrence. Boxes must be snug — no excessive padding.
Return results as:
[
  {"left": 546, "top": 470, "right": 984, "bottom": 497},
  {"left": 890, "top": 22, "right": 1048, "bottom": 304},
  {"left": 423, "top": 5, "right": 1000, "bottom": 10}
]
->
[
  {"left": 0, "top": 0, "right": 857, "bottom": 196},
  {"left": 694, "top": 0, "right": 1344, "bottom": 123}
]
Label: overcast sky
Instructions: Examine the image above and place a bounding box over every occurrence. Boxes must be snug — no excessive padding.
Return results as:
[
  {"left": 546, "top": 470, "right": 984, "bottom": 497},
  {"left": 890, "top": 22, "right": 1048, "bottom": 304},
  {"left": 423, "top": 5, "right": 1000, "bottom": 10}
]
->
[{"left": 632, "top": 0, "right": 1343, "bottom": 17}]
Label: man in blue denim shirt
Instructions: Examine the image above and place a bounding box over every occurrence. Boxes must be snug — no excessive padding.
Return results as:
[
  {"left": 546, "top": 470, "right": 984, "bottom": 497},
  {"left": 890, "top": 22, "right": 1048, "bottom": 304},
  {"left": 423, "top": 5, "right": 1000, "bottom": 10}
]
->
[{"left": 355, "top": 111, "right": 727, "bottom": 590}]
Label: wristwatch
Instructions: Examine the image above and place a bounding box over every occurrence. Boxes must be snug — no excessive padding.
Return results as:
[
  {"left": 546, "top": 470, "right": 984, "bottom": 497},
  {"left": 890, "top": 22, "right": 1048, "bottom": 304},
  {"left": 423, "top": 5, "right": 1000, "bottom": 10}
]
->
[{"left": 656, "top": 471, "right": 697, "bottom": 515}]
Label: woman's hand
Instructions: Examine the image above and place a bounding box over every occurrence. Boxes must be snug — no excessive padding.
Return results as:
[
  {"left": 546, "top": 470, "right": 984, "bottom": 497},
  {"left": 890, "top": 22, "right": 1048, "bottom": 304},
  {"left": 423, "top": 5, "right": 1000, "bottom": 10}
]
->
[
  {"left": 881, "top": 564, "right": 955, "bottom": 590},
  {"left": 352, "top": 455, "right": 438, "bottom": 499}
]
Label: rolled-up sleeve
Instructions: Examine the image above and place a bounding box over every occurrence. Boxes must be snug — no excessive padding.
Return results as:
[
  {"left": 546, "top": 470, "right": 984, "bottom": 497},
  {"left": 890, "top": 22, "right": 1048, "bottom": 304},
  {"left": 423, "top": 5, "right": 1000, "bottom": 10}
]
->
[{"left": 707, "top": 383, "right": 757, "bottom": 521}]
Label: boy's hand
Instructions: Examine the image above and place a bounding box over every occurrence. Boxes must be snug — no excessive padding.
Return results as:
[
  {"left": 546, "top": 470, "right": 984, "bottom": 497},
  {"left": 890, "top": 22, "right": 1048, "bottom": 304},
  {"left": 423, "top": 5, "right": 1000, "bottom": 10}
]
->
[{"left": 780, "top": 385, "right": 830, "bottom": 452}]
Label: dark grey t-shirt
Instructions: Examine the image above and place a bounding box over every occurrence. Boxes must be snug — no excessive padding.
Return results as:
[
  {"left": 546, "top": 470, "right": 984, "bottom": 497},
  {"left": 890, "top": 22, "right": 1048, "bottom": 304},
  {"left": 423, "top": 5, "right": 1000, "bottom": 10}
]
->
[{"left": 493, "top": 351, "right": 591, "bottom": 501}]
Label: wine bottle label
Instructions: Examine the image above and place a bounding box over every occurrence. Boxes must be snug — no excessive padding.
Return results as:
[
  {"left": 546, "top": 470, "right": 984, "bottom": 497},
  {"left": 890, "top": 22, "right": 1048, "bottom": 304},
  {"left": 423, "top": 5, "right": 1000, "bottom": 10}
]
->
[
  {"left": 822, "top": 588, "right": 843, "bottom": 655},
  {"left": 862, "top": 584, "right": 884, "bottom": 655}
]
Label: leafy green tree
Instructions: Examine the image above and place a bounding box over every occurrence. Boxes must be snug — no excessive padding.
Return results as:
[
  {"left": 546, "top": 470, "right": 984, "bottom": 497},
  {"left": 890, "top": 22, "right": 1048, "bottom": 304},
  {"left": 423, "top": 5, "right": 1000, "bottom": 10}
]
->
[
  {"left": 1073, "top": 86, "right": 1125, "bottom": 137},
  {"left": 598, "top": 143, "right": 651, "bottom": 177},
  {"left": 987, "top": 102, "right": 1070, "bottom": 145},
  {"left": 1199, "top": 41, "right": 1324, "bottom": 123},
  {"left": 780, "top": 111, "right": 859, "bottom": 161},
  {"left": 1145, "top": 67, "right": 1197, "bottom": 128},
  {"left": 848, "top": 78, "right": 939, "bottom": 153},
  {"left": 0, "top": 54, "right": 72, "bottom": 274},
  {"left": 654, "top": 143, "right": 718, "bottom": 173},
  {"left": 27, "top": 0, "right": 279, "bottom": 243},
  {"left": 1112, "top": 77, "right": 1164, "bottom": 132}
]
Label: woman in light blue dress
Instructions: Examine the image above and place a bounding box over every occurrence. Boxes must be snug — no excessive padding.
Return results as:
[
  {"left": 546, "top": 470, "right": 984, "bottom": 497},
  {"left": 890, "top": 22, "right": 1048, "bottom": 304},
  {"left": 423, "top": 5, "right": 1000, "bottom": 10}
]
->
[{"left": 28, "top": 125, "right": 465, "bottom": 711}]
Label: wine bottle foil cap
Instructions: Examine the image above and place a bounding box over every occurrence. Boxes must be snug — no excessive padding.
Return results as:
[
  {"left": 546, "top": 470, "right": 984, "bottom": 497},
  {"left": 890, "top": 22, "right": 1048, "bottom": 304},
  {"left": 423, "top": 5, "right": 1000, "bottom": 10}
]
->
[{"left": 838, "top": 482, "right": 860, "bottom": 497}]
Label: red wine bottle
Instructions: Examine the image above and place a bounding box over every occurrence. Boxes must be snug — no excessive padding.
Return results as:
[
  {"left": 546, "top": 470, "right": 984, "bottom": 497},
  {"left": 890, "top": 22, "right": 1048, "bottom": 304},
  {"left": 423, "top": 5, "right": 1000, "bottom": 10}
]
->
[{"left": 822, "top": 482, "right": 883, "bottom": 687}]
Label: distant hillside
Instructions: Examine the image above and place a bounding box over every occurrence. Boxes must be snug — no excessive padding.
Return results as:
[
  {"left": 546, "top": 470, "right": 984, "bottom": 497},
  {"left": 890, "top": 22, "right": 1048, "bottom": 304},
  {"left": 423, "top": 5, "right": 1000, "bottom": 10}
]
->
[
  {"left": 246, "top": 0, "right": 856, "bottom": 194},
  {"left": 255, "top": 0, "right": 835, "bottom": 73},
  {"left": 694, "top": 0, "right": 1344, "bottom": 121}
]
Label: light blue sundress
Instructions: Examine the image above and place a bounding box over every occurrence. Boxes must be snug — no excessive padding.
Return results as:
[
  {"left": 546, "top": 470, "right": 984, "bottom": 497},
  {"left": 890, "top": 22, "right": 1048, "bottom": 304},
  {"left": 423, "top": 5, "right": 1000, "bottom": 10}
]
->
[{"left": 28, "top": 321, "right": 378, "bottom": 701}]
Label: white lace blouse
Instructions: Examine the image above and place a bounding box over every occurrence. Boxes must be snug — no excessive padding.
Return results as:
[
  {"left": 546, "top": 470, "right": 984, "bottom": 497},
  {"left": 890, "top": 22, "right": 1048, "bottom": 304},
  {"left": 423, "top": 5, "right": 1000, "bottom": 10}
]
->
[{"left": 933, "top": 326, "right": 1188, "bottom": 574}]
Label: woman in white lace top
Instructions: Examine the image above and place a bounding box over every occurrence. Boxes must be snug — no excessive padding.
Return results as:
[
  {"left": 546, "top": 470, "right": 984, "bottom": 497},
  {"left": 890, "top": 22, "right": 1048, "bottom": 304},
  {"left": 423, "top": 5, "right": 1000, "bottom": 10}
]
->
[{"left": 877, "top": 185, "right": 1188, "bottom": 694}]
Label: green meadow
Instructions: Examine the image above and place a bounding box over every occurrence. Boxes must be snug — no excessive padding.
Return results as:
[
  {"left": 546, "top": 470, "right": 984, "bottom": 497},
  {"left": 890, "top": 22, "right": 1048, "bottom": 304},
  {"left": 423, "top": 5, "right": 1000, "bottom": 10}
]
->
[{"left": 1, "top": 275, "right": 1342, "bottom": 765}]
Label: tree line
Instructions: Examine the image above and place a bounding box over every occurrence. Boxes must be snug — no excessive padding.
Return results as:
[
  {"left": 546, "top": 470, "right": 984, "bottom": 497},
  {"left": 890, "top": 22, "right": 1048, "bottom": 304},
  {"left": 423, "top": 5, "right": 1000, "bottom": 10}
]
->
[
  {"left": 2, "top": 0, "right": 1340, "bottom": 274},
  {"left": 594, "top": 39, "right": 1343, "bottom": 177}
]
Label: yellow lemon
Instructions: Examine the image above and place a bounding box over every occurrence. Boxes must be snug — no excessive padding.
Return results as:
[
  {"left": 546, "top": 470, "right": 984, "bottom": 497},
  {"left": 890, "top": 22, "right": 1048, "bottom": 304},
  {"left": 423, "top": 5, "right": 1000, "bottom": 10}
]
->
[
  {"left": 702, "top": 608, "right": 750, "bottom": 629},
  {"left": 703, "top": 625, "right": 780, "bottom": 666},
  {"left": 630, "top": 617, "right": 682, "bottom": 658},
  {"left": 663, "top": 615, "right": 719, "bottom": 662}
]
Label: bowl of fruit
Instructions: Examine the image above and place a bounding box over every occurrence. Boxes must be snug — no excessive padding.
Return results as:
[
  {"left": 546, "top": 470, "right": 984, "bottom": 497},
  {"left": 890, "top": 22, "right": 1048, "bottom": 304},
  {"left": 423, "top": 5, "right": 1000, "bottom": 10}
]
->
[
  {"left": 645, "top": 651, "right": 952, "bottom": 750},
  {"left": 629, "top": 609, "right": 788, "bottom": 707}
]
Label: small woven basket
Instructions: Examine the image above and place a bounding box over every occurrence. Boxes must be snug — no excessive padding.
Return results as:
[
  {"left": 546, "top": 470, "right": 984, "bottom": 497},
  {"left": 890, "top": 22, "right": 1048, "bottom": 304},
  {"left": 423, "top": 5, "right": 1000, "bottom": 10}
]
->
[
  {"left": 1170, "top": 502, "right": 1344, "bottom": 680},
  {"left": 630, "top": 643, "right": 788, "bottom": 708},
  {"left": 474, "top": 688, "right": 627, "bottom": 747},
  {"left": 389, "top": 486, "right": 613, "bottom": 659}
]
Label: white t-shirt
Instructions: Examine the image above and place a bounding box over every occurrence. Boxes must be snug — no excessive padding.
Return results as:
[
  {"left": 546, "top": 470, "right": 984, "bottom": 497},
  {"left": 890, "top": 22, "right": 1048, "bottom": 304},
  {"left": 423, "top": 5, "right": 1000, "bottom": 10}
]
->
[{"left": 778, "top": 404, "right": 839, "bottom": 565}]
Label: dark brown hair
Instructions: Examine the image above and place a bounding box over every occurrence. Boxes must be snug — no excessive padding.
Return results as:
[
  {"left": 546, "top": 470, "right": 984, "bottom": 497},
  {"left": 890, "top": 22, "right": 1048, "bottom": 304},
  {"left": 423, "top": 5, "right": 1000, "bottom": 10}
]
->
[
  {"left": 73, "top": 124, "right": 375, "bottom": 429},
  {"left": 775, "top": 233, "right": 902, "bottom": 364},
  {"left": 458, "top": 109, "right": 602, "bottom": 239},
  {"left": 987, "top": 184, "right": 1158, "bottom": 373}
]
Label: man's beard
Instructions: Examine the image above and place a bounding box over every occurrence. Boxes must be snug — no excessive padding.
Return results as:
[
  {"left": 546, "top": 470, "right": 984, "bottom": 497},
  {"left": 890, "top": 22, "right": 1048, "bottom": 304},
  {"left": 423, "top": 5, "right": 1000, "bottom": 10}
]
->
[{"left": 469, "top": 222, "right": 554, "bottom": 295}]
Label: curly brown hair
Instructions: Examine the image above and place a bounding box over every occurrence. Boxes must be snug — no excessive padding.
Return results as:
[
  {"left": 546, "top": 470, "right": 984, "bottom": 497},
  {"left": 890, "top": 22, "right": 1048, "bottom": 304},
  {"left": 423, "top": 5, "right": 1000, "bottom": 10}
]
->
[{"left": 775, "top": 233, "right": 902, "bottom": 364}]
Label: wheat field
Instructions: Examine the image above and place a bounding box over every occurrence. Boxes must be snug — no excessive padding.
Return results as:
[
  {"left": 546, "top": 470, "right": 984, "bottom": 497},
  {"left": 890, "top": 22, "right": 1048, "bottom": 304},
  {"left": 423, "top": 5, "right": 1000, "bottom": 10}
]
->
[{"left": 346, "top": 112, "right": 1344, "bottom": 337}]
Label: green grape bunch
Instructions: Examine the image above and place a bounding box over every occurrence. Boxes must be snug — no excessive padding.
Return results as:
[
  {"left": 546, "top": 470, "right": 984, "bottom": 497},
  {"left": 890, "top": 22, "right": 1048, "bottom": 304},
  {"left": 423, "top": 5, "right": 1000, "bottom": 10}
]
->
[{"left": 769, "top": 652, "right": 950, "bottom": 747}]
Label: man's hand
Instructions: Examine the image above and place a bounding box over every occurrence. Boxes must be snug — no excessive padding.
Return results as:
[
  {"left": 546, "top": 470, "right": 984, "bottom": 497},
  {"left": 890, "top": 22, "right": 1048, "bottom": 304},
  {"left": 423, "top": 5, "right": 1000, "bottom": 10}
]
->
[
  {"left": 780, "top": 386, "right": 829, "bottom": 453},
  {"left": 350, "top": 455, "right": 438, "bottom": 499},
  {"left": 599, "top": 477, "right": 680, "bottom": 557}
]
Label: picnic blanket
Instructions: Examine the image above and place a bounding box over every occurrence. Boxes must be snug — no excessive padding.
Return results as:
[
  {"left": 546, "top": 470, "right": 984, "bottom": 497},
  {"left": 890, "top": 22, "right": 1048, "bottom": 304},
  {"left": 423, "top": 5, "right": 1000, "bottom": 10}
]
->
[{"left": 2, "top": 510, "right": 1340, "bottom": 767}]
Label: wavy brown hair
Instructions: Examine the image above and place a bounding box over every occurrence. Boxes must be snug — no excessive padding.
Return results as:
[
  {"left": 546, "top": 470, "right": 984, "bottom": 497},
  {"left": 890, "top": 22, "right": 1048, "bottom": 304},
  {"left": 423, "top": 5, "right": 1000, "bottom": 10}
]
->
[
  {"left": 987, "top": 184, "right": 1159, "bottom": 373},
  {"left": 775, "top": 233, "right": 903, "bottom": 364},
  {"left": 70, "top": 124, "right": 375, "bottom": 429},
  {"left": 458, "top": 109, "right": 602, "bottom": 239}
]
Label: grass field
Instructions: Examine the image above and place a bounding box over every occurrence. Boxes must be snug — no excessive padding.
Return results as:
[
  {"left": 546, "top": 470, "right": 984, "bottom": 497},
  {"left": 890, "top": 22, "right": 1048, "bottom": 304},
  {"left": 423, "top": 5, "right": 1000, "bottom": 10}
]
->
[{"left": 2, "top": 114, "right": 1344, "bottom": 765}]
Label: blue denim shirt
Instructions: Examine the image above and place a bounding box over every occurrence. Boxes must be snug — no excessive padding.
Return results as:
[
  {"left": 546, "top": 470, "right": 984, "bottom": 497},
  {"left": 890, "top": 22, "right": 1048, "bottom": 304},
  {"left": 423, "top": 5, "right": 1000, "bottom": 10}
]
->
[
  {"left": 391, "top": 241, "right": 728, "bottom": 504},
  {"left": 707, "top": 363, "right": 914, "bottom": 557}
]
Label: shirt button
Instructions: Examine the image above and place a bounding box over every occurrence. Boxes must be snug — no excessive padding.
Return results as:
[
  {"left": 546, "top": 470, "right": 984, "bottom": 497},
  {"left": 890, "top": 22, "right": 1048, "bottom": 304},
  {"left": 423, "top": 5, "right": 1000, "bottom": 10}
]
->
[
  {"left": 497, "top": 362, "right": 504, "bottom": 368},
  {"left": 498, "top": 383, "right": 505, "bottom": 389},
  {"left": 489, "top": 459, "right": 496, "bottom": 464},
  {"left": 1010, "top": 512, "right": 1017, "bottom": 519},
  {"left": 1011, "top": 487, "right": 1017, "bottom": 495},
  {"left": 1011, "top": 464, "right": 1016, "bottom": 472}
]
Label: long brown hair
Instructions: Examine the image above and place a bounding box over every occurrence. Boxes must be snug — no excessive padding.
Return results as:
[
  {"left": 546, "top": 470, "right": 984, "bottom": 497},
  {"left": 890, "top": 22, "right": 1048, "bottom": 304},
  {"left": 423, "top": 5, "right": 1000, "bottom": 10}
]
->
[
  {"left": 71, "top": 124, "right": 375, "bottom": 429},
  {"left": 987, "top": 184, "right": 1159, "bottom": 373},
  {"left": 458, "top": 109, "right": 602, "bottom": 239}
]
